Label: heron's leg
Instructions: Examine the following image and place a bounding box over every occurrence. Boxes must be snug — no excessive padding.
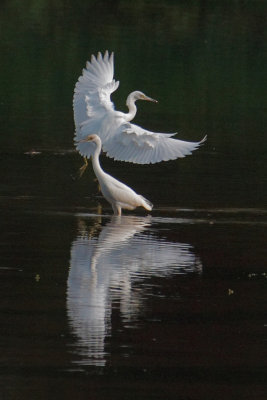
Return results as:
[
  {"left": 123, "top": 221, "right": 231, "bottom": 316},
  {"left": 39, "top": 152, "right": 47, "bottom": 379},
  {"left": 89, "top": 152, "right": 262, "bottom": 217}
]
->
[
  {"left": 96, "top": 204, "right": 102, "bottom": 215},
  {"left": 94, "top": 178, "right": 101, "bottom": 193},
  {"left": 112, "top": 204, "right": 121, "bottom": 216},
  {"left": 79, "top": 157, "right": 88, "bottom": 178}
]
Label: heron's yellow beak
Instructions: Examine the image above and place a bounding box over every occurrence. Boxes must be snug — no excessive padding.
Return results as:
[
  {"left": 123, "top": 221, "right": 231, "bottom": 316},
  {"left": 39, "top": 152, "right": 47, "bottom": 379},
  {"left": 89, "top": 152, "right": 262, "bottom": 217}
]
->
[
  {"left": 77, "top": 138, "right": 91, "bottom": 143},
  {"left": 143, "top": 95, "right": 158, "bottom": 103}
]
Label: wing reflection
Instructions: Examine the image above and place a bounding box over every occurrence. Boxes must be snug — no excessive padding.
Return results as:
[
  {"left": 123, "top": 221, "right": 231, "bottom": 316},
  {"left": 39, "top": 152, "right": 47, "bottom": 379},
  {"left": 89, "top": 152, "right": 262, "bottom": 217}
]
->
[{"left": 67, "top": 215, "right": 202, "bottom": 366}]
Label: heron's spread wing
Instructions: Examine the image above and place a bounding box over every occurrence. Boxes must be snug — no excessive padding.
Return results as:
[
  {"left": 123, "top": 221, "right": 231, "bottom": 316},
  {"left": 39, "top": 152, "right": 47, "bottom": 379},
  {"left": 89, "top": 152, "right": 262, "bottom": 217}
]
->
[
  {"left": 102, "top": 123, "right": 207, "bottom": 164},
  {"left": 73, "top": 51, "right": 119, "bottom": 138}
]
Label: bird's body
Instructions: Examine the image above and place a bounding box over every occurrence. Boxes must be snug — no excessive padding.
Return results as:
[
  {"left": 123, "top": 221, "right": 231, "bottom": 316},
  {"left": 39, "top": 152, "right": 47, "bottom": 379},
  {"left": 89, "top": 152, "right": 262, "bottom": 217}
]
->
[
  {"left": 73, "top": 51, "right": 206, "bottom": 165},
  {"left": 81, "top": 134, "right": 153, "bottom": 216}
]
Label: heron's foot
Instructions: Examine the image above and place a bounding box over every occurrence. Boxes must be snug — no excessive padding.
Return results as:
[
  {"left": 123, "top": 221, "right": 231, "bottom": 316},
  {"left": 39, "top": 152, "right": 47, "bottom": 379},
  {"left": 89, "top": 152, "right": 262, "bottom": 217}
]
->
[
  {"left": 78, "top": 158, "right": 88, "bottom": 178},
  {"left": 70, "top": 158, "right": 89, "bottom": 181}
]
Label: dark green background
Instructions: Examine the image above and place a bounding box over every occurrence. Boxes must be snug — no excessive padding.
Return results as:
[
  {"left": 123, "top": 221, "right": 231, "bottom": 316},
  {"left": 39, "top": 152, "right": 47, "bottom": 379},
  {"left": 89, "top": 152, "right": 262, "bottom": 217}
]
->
[{"left": 0, "top": 0, "right": 266, "bottom": 209}]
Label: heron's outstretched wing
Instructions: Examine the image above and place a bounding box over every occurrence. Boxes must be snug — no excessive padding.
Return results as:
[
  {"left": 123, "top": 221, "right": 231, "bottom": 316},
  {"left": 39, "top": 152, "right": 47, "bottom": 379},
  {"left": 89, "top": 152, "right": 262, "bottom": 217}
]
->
[
  {"left": 102, "top": 123, "right": 207, "bottom": 164},
  {"left": 73, "top": 51, "right": 119, "bottom": 138}
]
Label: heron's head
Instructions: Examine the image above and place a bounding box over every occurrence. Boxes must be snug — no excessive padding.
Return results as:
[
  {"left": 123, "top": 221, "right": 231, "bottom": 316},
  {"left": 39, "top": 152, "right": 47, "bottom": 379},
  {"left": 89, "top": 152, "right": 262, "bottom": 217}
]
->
[
  {"left": 129, "top": 91, "right": 158, "bottom": 104},
  {"left": 77, "top": 134, "right": 100, "bottom": 144}
]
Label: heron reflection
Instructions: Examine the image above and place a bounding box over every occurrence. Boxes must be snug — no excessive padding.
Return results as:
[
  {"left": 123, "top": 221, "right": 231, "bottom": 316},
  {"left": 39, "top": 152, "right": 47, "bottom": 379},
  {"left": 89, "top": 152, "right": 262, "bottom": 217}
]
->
[{"left": 67, "top": 215, "right": 202, "bottom": 366}]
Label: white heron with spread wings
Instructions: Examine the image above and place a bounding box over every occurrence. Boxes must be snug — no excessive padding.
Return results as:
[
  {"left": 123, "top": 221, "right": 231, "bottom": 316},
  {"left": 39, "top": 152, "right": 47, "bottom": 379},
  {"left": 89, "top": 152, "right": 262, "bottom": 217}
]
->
[{"left": 73, "top": 51, "right": 206, "bottom": 174}]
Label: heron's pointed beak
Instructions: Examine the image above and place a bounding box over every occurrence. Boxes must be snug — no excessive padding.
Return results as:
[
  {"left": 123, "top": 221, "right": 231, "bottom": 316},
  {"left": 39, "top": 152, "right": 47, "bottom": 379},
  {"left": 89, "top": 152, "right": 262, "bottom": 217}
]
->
[
  {"left": 76, "top": 138, "right": 88, "bottom": 143},
  {"left": 144, "top": 95, "right": 158, "bottom": 103}
]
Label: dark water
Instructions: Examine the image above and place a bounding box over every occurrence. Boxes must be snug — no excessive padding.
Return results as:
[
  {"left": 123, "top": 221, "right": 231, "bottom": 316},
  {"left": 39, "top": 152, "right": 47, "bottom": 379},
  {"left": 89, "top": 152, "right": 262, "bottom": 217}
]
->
[{"left": 1, "top": 1, "right": 267, "bottom": 399}]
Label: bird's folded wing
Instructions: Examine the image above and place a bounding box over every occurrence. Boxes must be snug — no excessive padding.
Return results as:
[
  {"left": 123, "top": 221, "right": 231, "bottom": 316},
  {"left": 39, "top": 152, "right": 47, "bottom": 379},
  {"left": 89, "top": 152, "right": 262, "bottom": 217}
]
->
[
  {"left": 73, "top": 51, "right": 119, "bottom": 129},
  {"left": 103, "top": 123, "right": 207, "bottom": 164}
]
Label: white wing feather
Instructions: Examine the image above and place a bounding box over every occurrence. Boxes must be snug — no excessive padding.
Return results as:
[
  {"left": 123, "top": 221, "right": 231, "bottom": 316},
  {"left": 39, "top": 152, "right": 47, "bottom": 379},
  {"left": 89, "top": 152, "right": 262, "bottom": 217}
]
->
[
  {"left": 103, "top": 123, "right": 207, "bottom": 164},
  {"left": 100, "top": 172, "right": 153, "bottom": 211},
  {"left": 73, "top": 51, "right": 119, "bottom": 139},
  {"left": 73, "top": 51, "right": 206, "bottom": 163}
]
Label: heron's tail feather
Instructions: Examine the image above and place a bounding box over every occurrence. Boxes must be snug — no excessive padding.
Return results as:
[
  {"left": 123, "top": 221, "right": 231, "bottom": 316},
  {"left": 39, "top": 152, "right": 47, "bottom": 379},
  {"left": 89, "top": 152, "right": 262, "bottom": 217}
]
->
[{"left": 140, "top": 195, "right": 153, "bottom": 211}]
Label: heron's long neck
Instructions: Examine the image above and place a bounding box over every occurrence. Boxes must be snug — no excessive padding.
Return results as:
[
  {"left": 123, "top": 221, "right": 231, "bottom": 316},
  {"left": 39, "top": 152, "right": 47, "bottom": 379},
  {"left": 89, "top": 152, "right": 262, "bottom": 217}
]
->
[
  {"left": 91, "top": 144, "right": 105, "bottom": 180},
  {"left": 125, "top": 94, "right": 137, "bottom": 121}
]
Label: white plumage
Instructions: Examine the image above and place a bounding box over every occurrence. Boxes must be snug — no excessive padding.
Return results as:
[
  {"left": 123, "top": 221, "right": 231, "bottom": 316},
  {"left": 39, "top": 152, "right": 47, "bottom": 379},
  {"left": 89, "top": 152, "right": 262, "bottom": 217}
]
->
[
  {"left": 79, "top": 134, "right": 153, "bottom": 216},
  {"left": 73, "top": 51, "right": 206, "bottom": 164}
]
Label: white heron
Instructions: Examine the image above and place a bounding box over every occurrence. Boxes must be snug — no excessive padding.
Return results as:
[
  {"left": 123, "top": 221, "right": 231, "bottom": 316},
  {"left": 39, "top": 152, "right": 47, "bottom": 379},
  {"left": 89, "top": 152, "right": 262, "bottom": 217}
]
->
[
  {"left": 79, "top": 134, "right": 153, "bottom": 216},
  {"left": 73, "top": 51, "right": 206, "bottom": 174}
]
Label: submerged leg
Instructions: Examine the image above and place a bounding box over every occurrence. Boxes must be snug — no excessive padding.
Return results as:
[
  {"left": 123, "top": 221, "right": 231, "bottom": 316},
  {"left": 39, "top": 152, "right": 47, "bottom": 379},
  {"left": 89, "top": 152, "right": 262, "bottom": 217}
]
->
[
  {"left": 112, "top": 203, "right": 122, "bottom": 216},
  {"left": 96, "top": 204, "right": 102, "bottom": 215}
]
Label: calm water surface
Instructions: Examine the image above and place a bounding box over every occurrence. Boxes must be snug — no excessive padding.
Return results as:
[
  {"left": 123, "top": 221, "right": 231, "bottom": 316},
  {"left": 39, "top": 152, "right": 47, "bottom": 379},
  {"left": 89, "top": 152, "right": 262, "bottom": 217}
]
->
[
  {"left": 1, "top": 192, "right": 266, "bottom": 399},
  {"left": 0, "top": 1, "right": 267, "bottom": 399}
]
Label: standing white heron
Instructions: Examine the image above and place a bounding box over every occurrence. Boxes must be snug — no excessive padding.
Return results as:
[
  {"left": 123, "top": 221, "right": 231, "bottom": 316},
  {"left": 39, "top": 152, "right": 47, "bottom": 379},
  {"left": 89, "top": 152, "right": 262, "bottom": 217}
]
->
[
  {"left": 73, "top": 51, "right": 206, "bottom": 174},
  {"left": 79, "top": 134, "right": 153, "bottom": 216}
]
